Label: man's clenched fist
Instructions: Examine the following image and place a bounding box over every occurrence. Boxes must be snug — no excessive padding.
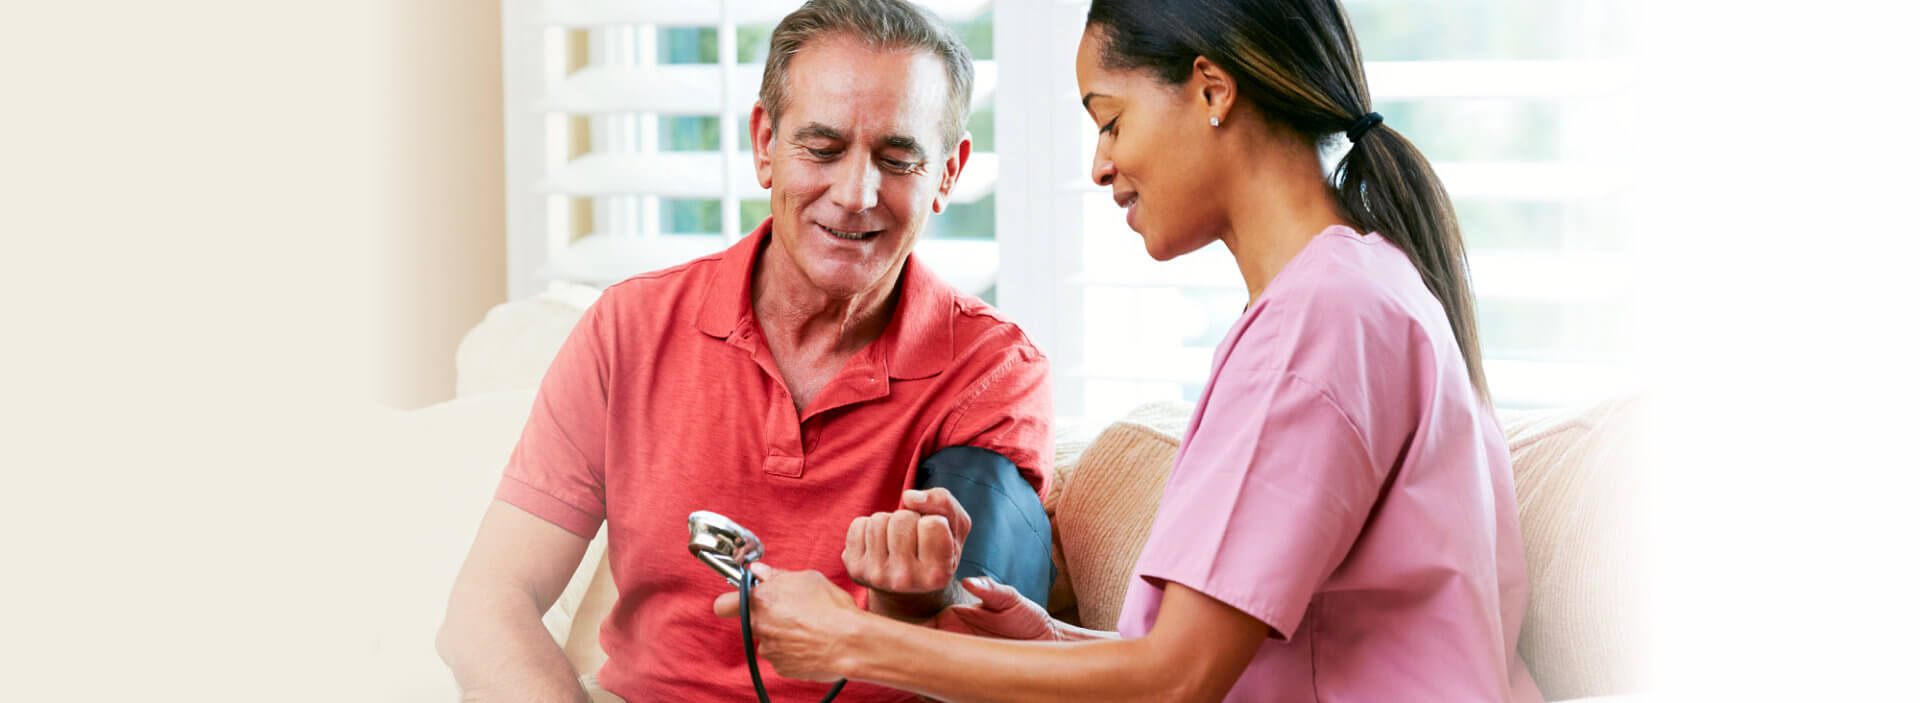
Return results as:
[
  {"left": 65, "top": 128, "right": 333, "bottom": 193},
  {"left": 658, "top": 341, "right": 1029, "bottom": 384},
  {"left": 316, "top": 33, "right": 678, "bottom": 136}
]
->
[{"left": 843, "top": 488, "right": 972, "bottom": 616}]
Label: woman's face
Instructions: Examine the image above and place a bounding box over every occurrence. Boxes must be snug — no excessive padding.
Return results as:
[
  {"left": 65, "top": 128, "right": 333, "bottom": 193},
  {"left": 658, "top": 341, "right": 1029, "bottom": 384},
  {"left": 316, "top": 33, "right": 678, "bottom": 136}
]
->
[{"left": 1074, "top": 27, "right": 1228, "bottom": 261}]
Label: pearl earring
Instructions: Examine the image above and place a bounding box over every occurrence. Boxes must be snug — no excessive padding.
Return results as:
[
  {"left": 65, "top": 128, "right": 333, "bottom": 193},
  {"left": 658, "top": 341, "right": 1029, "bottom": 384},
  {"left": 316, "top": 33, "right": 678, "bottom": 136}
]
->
[{"left": 1209, "top": 117, "right": 1221, "bottom": 127}]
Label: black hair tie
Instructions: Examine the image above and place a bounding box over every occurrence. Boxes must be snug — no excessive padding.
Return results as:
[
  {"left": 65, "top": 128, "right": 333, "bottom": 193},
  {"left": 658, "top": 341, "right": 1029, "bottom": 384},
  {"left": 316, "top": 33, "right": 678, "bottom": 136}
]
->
[{"left": 1346, "top": 112, "right": 1384, "bottom": 142}]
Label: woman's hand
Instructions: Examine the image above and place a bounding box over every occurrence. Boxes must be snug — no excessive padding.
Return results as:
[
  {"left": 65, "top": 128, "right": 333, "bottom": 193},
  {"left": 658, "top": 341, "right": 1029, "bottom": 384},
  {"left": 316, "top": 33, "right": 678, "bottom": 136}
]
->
[
  {"left": 927, "top": 575, "right": 1061, "bottom": 641},
  {"left": 711, "top": 562, "right": 864, "bottom": 683}
]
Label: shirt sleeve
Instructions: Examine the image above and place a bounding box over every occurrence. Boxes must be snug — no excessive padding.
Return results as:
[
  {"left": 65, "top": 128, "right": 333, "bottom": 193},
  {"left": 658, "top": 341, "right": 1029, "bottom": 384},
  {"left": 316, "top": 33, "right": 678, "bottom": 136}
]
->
[
  {"left": 937, "top": 346, "right": 1054, "bottom": 500},
  {"left": 1131, "top": 370, "right": 1381, "bottom": 641},
  {"left": 493, "top": 300, "right": 611, "bottom": 539}
]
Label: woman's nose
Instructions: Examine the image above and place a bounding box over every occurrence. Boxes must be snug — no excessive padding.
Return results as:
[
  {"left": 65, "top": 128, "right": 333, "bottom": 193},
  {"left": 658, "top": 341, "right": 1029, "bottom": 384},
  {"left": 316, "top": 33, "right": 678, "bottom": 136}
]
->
[{"left": 1090, "top": 156, "right": 1116, "bottom": 188}]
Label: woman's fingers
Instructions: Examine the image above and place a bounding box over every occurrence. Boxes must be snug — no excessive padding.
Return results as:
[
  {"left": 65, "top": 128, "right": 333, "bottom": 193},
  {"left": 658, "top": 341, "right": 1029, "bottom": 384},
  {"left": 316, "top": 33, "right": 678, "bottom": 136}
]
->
[
  {"left": 713, "top": 590, "right": 740, "bottom": 617},
  {"left": 960, "top": 575, "right": 1024, "bottom": 610}
]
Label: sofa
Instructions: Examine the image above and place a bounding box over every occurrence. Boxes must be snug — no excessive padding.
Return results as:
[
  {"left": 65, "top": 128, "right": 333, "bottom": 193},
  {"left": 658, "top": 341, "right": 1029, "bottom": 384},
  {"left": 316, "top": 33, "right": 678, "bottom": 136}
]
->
[{"left": 374, "top": 285, "right": 1650, "bottom": 702}]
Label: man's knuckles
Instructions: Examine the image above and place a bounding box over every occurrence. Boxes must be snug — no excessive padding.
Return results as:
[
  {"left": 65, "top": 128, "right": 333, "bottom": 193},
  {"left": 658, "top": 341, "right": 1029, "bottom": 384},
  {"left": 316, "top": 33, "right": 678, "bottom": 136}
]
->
[{"left": 921, "top": 510, "right": 952, "bottom": 533}]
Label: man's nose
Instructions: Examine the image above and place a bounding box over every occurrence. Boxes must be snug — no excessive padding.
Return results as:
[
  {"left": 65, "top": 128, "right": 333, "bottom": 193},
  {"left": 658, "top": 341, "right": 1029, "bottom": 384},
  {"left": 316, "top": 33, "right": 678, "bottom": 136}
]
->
[{"left": 828, "top": 155, "right": 881, "bottom": 213}]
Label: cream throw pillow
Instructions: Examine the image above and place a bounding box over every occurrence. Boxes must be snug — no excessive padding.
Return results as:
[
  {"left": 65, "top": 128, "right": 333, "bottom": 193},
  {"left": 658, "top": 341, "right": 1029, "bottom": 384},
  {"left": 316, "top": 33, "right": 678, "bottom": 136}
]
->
[{"left": 1049, "top": 401, "right": 1191, "bottom": 630}]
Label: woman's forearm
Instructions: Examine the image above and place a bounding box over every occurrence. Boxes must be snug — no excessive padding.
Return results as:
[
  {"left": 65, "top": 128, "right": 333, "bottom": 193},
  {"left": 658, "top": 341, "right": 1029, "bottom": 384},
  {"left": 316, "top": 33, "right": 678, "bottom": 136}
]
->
[
  {"left": 836, "top": 613, "right": 1188, "bottom": 703},
  {"left": 1054, "top": 620, "right": 1121, "bottom": 642}
]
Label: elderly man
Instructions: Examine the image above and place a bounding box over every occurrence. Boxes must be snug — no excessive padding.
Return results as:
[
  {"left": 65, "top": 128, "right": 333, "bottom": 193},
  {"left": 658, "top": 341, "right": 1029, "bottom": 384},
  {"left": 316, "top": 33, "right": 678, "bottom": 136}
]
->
[{"left": 435, "top": 2, "right": 1053, "bottom": 702}]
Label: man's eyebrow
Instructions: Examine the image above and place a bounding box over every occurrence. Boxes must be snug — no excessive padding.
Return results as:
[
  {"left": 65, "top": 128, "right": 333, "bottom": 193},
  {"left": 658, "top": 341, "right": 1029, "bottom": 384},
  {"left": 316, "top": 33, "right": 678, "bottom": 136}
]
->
[
  {"left": 882, "top": 136, "right": 927, "bottom": 160},
  {"left": 792, "top": 123, "right": 844, "bottom": 142}
]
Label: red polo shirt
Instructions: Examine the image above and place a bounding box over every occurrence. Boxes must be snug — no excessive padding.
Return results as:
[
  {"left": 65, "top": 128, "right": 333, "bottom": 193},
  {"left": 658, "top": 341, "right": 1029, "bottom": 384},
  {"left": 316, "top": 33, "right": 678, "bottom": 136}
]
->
[{"left": 494, "top": 220, "right": 1052, "bottom": 703}]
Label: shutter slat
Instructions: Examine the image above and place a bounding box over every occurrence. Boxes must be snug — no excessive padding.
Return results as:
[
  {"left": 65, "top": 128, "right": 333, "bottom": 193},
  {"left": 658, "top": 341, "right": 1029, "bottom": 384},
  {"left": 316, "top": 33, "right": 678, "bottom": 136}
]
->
[
  {"left": 1469, "top": 252, "right": 1634, "bottom": 302},
  {"left": 1367, "top": 60, "right": 1628, "bottom": 99},
  {"left": 537, "top": 153, "right": 761, "bottom": 198}
]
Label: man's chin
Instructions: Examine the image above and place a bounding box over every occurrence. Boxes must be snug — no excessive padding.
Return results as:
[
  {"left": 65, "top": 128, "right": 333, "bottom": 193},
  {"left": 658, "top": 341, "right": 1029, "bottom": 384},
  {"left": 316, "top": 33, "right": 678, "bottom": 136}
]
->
[{"left": 804, "top": 268, "right": 889, "bottom": 300}]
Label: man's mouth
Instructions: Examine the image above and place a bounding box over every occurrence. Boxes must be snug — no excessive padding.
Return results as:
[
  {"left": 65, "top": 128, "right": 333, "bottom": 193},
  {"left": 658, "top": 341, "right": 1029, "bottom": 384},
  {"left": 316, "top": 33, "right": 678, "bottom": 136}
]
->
[{"left": 819, "top": 223, "right": 882, "bottom": 241}]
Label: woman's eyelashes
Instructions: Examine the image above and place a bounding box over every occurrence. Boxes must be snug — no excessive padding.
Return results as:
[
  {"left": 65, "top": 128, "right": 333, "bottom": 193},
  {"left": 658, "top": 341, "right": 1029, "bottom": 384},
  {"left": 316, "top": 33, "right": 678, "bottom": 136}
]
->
[{"left": 1099, "top": 116, "right": 1119, "bottom": 136}]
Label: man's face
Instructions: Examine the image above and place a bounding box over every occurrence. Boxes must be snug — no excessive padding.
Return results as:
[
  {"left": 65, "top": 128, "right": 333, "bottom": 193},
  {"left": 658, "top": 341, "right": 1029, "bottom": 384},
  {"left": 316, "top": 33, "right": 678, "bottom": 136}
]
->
[{"left": 750, "top": 33, "right": 970, "bottom": 301}]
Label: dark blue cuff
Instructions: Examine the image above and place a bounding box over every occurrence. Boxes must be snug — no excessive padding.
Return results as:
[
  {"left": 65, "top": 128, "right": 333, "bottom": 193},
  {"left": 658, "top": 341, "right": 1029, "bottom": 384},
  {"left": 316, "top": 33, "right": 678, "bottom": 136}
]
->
[{"left": 914, "top": 446, "right": 1055, "bottom": 605}]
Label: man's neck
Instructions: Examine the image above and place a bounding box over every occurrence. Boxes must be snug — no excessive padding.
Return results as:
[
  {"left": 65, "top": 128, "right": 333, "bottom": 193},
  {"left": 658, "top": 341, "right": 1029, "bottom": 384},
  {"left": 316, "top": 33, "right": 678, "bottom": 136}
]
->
[{"left": 750, "top": 236, "right": 901, "bottom": 361}]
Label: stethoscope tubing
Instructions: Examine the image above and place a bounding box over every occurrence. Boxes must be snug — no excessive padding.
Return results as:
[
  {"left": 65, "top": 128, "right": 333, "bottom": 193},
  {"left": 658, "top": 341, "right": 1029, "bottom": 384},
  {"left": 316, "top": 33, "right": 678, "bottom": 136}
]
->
[{"left": 739, "top": 565, "right": 849, "bottom": 703}]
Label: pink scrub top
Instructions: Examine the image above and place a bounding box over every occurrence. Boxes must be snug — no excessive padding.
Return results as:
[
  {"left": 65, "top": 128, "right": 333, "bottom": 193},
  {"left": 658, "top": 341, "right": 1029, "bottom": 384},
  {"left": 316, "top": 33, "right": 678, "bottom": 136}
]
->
[{"left": 1115, "top": 226, "right": 1543, "bottom": 702}]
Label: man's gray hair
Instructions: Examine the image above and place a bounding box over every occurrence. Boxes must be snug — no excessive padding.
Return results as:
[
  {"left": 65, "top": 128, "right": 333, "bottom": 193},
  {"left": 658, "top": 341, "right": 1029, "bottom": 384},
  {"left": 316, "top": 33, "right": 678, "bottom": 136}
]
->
[{"left": 759, "top": 0, "right": 976, "bottom": 152}]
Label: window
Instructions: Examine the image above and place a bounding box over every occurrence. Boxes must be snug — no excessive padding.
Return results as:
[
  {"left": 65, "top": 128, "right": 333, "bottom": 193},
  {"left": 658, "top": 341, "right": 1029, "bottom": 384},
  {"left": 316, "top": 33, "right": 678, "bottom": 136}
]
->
[
  {"left": 502, "top": 0, "right": 999, "bottom": 300},
  {"left": 503, "top": 0, "right": 1636, "bottom": 423},
  {"left": 992, "top": 0, "right": 1639, "bottom": 423}
]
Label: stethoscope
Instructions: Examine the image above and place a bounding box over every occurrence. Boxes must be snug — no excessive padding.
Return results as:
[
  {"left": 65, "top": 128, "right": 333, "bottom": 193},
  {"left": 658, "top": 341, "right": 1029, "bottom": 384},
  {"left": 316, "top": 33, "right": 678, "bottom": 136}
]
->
[{"left": 688, "top": 511, "right": 848, "bottom": 703}]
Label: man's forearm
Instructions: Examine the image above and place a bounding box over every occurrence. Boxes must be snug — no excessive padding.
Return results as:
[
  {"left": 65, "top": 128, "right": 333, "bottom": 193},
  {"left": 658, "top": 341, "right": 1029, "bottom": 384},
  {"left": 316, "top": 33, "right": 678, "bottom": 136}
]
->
[
  {"left": 866, "top": 579, "right": 970, "bottom": 621},
  {"left": 438, "top": 593, "right": 588, "bottom": 703}
]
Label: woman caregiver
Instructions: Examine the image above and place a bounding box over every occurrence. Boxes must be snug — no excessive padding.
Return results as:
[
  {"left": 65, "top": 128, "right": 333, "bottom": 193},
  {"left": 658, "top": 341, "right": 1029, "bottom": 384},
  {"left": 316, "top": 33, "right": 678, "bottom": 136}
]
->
[{"left": 714, "top": 0, "right": 1543, "bottom": 700}]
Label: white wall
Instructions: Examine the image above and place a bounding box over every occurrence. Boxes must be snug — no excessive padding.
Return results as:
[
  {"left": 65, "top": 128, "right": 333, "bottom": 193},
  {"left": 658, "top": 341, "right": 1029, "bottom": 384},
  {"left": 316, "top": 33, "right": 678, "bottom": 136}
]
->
[
  {"left": 376, "top": 0, "right": 509, "bottom": 410},
  {"left": 0, "top": 1, "right": 505, "bottom": 699}
]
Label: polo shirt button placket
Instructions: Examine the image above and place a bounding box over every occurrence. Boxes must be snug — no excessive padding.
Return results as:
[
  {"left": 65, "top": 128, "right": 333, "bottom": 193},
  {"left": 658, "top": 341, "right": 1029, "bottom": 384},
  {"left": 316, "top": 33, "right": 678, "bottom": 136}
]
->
[{"left": 763, "top": 387, "right": 805, "bottom": 478}]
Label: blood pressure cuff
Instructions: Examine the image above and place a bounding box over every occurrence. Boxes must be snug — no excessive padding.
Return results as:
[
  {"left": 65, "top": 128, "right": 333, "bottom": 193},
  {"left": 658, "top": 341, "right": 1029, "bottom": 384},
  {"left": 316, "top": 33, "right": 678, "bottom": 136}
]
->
[{"left": 914, "top": 446, "right": 1055, "bottom": 605}]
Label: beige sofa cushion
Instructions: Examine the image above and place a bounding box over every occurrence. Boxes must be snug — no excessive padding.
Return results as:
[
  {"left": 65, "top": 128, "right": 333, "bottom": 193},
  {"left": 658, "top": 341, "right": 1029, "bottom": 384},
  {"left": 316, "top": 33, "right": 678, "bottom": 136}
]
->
[
  {"left": 1504, "top": 396, "right": 1650, "bottom": 701},
  {"left": 454, "top": 283, "right": 599, "bottom": 399}
]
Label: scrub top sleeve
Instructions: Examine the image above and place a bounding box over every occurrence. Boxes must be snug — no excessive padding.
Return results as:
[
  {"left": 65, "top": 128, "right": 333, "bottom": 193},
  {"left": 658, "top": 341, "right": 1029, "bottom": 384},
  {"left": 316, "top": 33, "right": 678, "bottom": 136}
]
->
[
  {"left": 1132, "top": 370, "right": 1381, "bottom": 641},
  {"left": 493, "top": 300, "right": 611, "bottom": 540}
]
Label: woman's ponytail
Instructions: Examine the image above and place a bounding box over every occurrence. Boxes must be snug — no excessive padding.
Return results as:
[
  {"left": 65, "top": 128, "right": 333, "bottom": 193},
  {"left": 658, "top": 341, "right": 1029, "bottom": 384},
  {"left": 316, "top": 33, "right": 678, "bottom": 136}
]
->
[
  {"left": 1336, "top": 125, "right": 1487, "bottom": 399},
  {"left": 1090, "top": 0, "right": 1490, "bottom": 400}
]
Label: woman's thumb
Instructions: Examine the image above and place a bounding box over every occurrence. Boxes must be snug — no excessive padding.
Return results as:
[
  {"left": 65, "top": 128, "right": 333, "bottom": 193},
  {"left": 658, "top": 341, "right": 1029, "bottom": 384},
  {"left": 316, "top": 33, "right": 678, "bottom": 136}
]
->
[{"left": 960, "top": 575, "right": 1022, "bottom": 609}]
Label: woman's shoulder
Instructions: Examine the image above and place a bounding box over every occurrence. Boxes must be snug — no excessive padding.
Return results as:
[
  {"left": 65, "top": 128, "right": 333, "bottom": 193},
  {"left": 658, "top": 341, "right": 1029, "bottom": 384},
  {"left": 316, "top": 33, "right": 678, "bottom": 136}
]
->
[
  {"left": 1270, "top": 227, "right": 1432, "bottom": 314},
  {"left": 1244, "top": 231, "right": 1440, "bottom": 348},
  {"left": 1218, "top": 229, "right": 1455, "bottom": 415}
]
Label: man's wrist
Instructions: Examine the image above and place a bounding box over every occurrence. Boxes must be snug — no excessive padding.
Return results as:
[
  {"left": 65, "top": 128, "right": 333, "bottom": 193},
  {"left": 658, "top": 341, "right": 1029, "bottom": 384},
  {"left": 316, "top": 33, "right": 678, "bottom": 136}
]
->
[{"left": 866, "top": 579, "right": 963, "bottom": 620}]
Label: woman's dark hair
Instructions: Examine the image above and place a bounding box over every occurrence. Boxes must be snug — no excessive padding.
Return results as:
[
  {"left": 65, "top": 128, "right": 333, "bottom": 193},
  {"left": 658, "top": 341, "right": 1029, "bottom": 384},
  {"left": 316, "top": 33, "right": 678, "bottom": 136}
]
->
[{"left": 1088, "top": 0, "right": 1487, "bottom": 399}]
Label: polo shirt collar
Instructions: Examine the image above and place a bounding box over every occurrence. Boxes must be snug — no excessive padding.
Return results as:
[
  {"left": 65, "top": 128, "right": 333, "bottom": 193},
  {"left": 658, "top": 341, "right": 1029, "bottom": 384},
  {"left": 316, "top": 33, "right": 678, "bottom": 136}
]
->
[{"left": 696, "top": 218, "right": 954, "bottom": 381}]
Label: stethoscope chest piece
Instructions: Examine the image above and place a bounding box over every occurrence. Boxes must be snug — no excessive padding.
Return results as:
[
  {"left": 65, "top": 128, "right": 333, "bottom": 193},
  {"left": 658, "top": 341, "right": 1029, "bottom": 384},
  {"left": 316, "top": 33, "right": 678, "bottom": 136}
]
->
[{"left": 687, "top": 510, "right": 764, "bottom": 586}]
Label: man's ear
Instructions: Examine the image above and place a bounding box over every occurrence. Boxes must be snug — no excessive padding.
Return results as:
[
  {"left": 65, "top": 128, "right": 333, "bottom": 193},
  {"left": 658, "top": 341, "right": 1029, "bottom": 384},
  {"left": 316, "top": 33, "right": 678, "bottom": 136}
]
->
[
  {"left": 749, "top": 102, "right": 775, "bottom": 189},
  {"left": 931, "top": 133, "right": 972, "bottom": 214},
  {"left": 1191, "top": 56, "right": 1237, "bottom": 126}
]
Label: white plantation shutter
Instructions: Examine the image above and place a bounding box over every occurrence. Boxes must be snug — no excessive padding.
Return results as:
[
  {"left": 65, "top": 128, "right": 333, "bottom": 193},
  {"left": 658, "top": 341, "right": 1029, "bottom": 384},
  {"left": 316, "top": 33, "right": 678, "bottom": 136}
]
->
[
  {"left": 993, "top": 0, "right": 1641, "bottom": 421},
  {"left": 503, "top": 0, "right": 1001, "bottom": 299},
  {"left": 503, "top": 0, "right": 1639, "bottom": 420}
]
